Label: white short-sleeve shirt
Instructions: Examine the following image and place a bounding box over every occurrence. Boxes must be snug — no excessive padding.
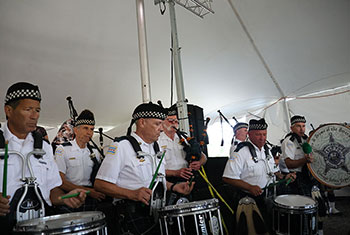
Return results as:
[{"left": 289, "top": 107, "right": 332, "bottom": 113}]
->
[
  {"left": 158, "top": 132, "right": 187, "bottom": 170},
  {"left": 223, "top": 141, "right": 278, "bottom": 189},
  {"left": 55, "top": 139, "right": 100, "bottom": 186},
  {"left": 281, "top": 135, "right": 306, "bottom": 172},
  {"left": 96, "top": 132, "right": 165, "bottom": 190},
  {"left": 0, "top": 123, "right": 62, "bottom": 206}
]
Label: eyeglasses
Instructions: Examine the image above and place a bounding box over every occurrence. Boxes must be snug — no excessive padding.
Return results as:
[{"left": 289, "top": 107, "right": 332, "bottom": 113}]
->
[{"left": 166, "top": 118, "right": 179, "bottom": 124}]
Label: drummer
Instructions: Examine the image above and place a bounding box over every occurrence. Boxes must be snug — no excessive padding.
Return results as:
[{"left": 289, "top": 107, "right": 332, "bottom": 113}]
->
[
  {"left": 281, "top": 115, "right": 313, "bottom": 196},
  {"left": 55, "top": 109, "right": 106, "bottom": 212},
  {"left": 94, "top": 102, "right": 194, "bottom": 234},
  {"left": 0, "top": 82, "right": 87, "bottom": 234},
  {"left": 222, "top": 119, "right": 295, "bottom": 228}
]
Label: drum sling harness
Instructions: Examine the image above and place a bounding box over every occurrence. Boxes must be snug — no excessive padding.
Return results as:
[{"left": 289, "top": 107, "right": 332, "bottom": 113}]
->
[
  {"left": 282, "top": 132, "right": 308, "bottom": 144},
  {"left": 234, "top": 141, "right": 271, "bottom": 163},
  {"left": 115, "top": 135, "right": 166, "bottom": 219},
  {"left": 0, "top": 130, "right": 47, "bottom": 224},
  {"left": 235, "top": 142, "right": 280, "bottom": 196}
]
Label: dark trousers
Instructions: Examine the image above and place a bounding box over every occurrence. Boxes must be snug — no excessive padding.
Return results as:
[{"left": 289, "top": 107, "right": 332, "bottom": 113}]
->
[{"left": 115, "top": 200, "right": 160, "bottom": 235}]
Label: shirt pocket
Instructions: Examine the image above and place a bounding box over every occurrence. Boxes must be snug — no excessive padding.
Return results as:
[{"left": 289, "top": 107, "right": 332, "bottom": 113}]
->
[
  {"left": 32, "top": 159, "right": 49, "bottom": 186},
  {"left": 131, "top": 158, "right": 153, "bottom": 184},
  {"left": 246, "top": 160, "right": 259, "bottom": 177},
  {"left": 67, "top": 157, "right": 81, "bottom": 167}
]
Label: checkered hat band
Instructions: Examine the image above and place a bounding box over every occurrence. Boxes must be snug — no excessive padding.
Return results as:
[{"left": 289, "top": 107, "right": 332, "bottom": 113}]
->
[
  {"left": 168, "top": 110, "right": 177, "bottom": 116},
  {"left": 249, "top": 123, "right": 268, "bottom": 130},
  {"left": 291, "top": 118, "right": 306, "bottom": 126},
  {"left": 234, "top": 123, "right": 248, "bottom": 132},
  {"left": 5, "top": 89, "right": 41, "bottom": 103},
  {"left": 132, "top": 111, "right": 167, "bottom": 120},
  {"left": 75, "top": 119, "right": 95, "bottom": 126}
]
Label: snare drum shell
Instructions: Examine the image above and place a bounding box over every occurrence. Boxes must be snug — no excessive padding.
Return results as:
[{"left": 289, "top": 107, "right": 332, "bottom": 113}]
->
[
  {"left": 159, "top": 199, "right": 224, "bottom": 235},
  {"left": 273, "top": 195, "right": 318, "bottom": 235},
  {"left": 13, "top": 211, "right": 107, "bottom": 235}
]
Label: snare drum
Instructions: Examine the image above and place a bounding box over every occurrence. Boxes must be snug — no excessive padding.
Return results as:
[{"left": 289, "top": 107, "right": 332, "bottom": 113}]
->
[
  {"left": 273, "top": 195, "right": 318, "bottom": 235},
  {"left": 159, "top": 198, "right": 223, "bottom": 235},
  {"left": 13, "top": 211, "right": 107, "bottom": 235}
]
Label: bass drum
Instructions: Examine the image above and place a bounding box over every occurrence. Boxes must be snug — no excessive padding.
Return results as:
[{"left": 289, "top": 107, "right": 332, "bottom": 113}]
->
[{"left": 307, "top": 123, "right": 350, "bottom": 188}]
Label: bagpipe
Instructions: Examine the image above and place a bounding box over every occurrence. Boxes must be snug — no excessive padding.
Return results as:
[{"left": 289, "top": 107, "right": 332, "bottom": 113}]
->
[
  {"left": 217, "top": 110, "right": 239, "bottom": 146},
  {"left": 174, "top": 126, "right": 202, "bottom": 164}
]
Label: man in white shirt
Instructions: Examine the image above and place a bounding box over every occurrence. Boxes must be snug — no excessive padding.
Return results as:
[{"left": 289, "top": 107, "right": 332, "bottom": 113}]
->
[
  {"left": 55, "top": 109, "right": 105, "bottom": 211},
  {"left": 95, "top": 102, "right": 193, "bottom": 234},
  {"left": 223, "top": 118, "right": 295, "bottom": 234},
  {"left": 0, "top": 82, "right": 87, "bottom": 233},
  {"left": 158, "top": 105, "right": 206, "bottom": 182},
  {"left": 281, "top": 115, "right": 313, "bottom": 196}
]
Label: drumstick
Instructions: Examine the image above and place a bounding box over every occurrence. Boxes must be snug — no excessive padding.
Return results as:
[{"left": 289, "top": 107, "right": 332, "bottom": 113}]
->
[
  {"left": 285, "top": 178, "right": 292, "bottom": 186},
  {"left": 2, "top": 141, "right": 9, "bottom": 197},
  {"left": 262, "top": 178, "right": 287, "bottom": 190},
  {"left": 148, "top": 151, "right": 166, "bottom": 189},
  {"left": 59, "top": 190, "right": 90, "bottom": 200}
]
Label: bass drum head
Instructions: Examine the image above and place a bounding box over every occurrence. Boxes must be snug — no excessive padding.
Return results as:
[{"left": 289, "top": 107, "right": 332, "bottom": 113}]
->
[{"left": 308, "top": 123, "right": 350, "bottom": 188}]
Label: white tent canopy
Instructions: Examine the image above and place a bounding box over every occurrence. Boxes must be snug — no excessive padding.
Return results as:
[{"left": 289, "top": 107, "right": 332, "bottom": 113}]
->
[{"left": 0, "top": 0, "right": 349, "bottom": 155}]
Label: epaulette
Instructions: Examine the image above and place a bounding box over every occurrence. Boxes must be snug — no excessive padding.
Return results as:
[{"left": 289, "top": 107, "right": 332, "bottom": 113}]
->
[
  {"left": 0, "top": 129, "right": 46, "bottom": 159},
  {"left": 114, "top": 135, "right": 160, "bottom": 156},
  {"left": 234, "top": 141, "right": 258, "bottom": 163},
  {"left": 113, "top": 136, "right": 129, "bottom": 143},
  {"left": 61, "top": 142, "right": 72, "bottom": 147},
  {"left": 282, "top": 132, "right": 308, "bottom": 144}
]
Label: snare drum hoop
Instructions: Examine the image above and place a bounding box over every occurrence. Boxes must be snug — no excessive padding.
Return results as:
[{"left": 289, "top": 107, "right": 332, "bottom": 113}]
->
[
  {"left": 307, "top": 123, "right": 350, "bottom": 188},
  {"left": 14, "top": 211, "right": 106, "bottom": 234},
  {"left": 159, "top": 198, "right": 219, "bottom": 216},
  {"left": 160, "top": 207, "right": 220, "bottom": 218},
  {"left": 273, "top": 195, "right": 317, "bottom": 212}
]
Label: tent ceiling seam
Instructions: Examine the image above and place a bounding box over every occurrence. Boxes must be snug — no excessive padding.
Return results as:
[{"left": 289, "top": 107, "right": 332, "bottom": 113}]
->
[{"left": 227, "top": 0, "right": 286, "bottom": 98}]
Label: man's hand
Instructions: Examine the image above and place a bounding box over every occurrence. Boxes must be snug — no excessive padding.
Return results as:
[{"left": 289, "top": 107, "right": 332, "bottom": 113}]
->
[
  {"left": 131, "top": 187, "right": 152, "bottom": 205},
  {"left": 173, "top": 182, "right": 195, "bottom": 195},
  {"left": 62, "top": 189, "right": 87, "bottom": 208},
  {"left": 305, "top": 153, "right": 313, "bottom": 163},
  {"left": 89, "top": 188, "right": 106, "bottom": 201},
  {"left": 248, "top": 185, "right": 262, "bottom": 197},
  {"left": 189, "top": 161, "right": 201, "bottom": 171},
  {"left": 177, "top": 167, "right": 193, "bottom": 180},
  {"left": 0, "top": 195, "right": 10, "bottom": 216},
  {"left": 285, "top": 172, "right": 297, "bottom": 182}
]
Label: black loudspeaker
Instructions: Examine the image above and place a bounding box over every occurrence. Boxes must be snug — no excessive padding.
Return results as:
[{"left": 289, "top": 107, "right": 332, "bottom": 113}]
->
[{"left": 187, "top": 104, "right": 208, "bottom": 156}]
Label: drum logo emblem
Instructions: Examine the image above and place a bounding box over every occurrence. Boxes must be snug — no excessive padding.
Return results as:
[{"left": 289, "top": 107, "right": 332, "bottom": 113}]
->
[
  {"left": 308, "top": 124, "right": 350, "bottom": 187},
  {"left": 20, "top": 199, "right": 39, "bottom": 210},
  {"left": 314, "top": 133, "right": 350, "bottom": 174}
]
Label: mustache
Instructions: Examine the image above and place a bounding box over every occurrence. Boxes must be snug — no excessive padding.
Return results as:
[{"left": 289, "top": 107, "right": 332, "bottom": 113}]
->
[{"left": 164, "top": 124, "right": 176, "bottom": 132}]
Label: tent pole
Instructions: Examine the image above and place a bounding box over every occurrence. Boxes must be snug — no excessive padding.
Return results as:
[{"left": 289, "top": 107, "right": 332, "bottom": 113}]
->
[
  {"left": 136, "top": 0, "right": 152, "bottom": 102},
  {"left": 283, "top": 98, "right": 291, "bottom": 129},
  {"left": 168, "top": 0, "right": 190, "bottom": 135}
]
